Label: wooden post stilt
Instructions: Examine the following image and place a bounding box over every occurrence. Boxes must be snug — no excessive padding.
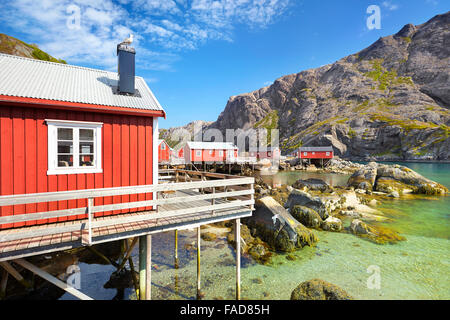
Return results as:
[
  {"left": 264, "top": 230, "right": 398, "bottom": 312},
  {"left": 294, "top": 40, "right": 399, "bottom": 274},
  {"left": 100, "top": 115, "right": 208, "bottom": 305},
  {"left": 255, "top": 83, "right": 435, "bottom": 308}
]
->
[
  {"left": 0, "top": 261, "right": 32, "bottom": 289},
  {"left": 145, "top": 235, "right": 152, "bottom": 300},
  {"left": 174, "top": 230, "right": 179, "bottom": 269},
  {"left": 0, "top": 268, "right": 8, "bottom": 299},
  {"left": 236, "top": 219, "right": 241, "bottom": 300},
  {"left": 139, "top": 236, "right": 147, "bottom": 300},
  {"left": 197, "top": 227, "right": 201, "bottom": 300}
]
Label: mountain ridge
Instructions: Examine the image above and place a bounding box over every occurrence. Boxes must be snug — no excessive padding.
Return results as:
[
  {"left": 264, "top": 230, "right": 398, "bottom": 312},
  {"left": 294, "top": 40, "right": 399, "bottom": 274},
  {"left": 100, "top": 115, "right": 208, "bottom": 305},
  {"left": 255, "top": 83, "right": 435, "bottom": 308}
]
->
[{"left": 166, "top": 12, "right": 449, "bottom": 160}]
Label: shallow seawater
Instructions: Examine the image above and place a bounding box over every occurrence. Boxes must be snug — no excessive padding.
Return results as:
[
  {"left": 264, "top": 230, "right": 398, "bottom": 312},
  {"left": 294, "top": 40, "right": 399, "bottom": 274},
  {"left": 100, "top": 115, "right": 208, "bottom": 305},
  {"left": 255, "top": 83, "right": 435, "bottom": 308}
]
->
[{"left": 60, "top": 162, "right": 450, "bottom": 300}]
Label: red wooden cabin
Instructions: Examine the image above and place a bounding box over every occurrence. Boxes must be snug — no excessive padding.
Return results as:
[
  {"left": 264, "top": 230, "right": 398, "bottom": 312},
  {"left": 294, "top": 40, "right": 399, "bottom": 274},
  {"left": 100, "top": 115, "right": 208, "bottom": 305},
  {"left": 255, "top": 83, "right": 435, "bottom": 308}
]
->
[
  {"left": 0, "top": 49, "right": 165, "bottom": 230},
  {"left": 297, "top": 146, "right": 334, "bottom": 159},
  {"left": 184, "top": 141, "right": 238, "bottom": 163},
  {"left": 158, "top": 139, "right": 172, "bottom": 163},
  {"left": 249, "top": 146, "right": 281, "bottom": 160}
]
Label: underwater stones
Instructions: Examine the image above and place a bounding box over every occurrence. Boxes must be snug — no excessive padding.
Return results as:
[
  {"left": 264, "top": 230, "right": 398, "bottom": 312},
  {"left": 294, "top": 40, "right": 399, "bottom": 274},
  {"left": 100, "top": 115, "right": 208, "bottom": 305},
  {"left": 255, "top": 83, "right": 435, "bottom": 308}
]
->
[
  {"left": 290, "top": 279, "right": 353, "bottom": 300},
  {"left": 201, "top": 232, "right": 217, "bottom": 241},
  {"left": 350, "top": 219, "right": 406, "bottom": 244},
  {"left": 285, "top": 190, "right": 329, "bottom": 220},
  {"left": 246, "top": 196, "right": 318, "bottom": 252},
  {"left": 291, "top": 205, "right": 323, "bottom": 229},
  {"left": 248, "top": 244, "right": 271, "bottom": 264},
  {"left": 292, "top": 178, "right": 332, "bottom": 193},
  {"left": 350, "top": 219, "right": 374, "bottom": 235},
  {"left": 227, "top": 223, "right": 254, "bottom": 254},
  {"left": 321, "top": 216, "right": 343, "bottom": 232}
]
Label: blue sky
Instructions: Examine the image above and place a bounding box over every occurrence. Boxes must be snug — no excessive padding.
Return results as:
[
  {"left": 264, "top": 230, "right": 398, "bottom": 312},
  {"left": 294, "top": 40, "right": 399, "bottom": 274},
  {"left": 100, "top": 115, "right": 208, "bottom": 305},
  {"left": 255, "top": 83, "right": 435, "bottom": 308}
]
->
[{"left": 0, "top": 0, "right": 448, "bottom": 129}]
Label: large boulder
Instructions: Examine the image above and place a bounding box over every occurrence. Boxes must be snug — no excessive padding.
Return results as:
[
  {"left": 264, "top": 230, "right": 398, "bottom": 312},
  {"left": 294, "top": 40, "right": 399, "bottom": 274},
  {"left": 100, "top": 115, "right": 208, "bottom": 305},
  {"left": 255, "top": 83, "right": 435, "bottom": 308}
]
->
[
  {"left": 291, "top": 205, "right": 323, "bottom": 229},
  {"left": 292, "top": 178, "right": 332, "bottom": 193},
  {"left": 285, "top": 190, "right": 329, "bottom": 220},
  {"left": 375, "top": 164, "right": 448, "bottom": 195},
  {"left": 290, "top": 279, "right": 353, "bottom": 300},
  {"left": 347, "top": 166, "right": 377, "bottom": 191},
  {"left": 245, "top": 196, "right": 318, "bottom": 252}
]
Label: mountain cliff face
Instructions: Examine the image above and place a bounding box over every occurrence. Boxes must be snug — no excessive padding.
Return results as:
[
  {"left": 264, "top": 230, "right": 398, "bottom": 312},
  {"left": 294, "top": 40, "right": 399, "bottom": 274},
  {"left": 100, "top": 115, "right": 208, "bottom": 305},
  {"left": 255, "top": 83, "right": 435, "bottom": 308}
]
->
[
  {"left": 0, "top": 33, "right": 66, "bottom": 64},
  {"left": 207, "top": 12, "right": 450, "bottom": 160}
]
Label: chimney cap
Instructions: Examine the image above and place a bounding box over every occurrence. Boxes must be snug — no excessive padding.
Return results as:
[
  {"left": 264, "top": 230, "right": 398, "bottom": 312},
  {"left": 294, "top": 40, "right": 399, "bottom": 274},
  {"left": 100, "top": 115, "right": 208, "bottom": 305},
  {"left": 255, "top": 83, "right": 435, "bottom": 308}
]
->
[{"left": 117, "top": 44, "right": 136, "bottom": 55}]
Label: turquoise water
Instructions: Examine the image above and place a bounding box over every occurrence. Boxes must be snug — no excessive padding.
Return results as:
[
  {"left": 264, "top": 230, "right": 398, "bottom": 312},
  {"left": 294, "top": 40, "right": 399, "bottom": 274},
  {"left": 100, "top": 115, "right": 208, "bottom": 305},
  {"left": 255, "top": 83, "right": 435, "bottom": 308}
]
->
[{"left": 61, "top": 162, "right": 450, "bottom": 300}]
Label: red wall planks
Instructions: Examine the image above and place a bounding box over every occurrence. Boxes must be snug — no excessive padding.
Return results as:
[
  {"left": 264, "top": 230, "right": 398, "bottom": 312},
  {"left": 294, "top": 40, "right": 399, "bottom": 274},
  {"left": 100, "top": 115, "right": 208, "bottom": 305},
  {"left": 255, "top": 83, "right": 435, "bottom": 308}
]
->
[{"left": 0, "top": 105, "right": 154, "bottom": 229}]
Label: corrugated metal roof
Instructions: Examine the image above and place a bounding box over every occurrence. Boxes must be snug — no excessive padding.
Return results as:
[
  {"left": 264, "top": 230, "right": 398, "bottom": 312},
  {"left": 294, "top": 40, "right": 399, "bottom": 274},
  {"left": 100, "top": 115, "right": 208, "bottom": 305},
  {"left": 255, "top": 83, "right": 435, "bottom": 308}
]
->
[
  {"left": 186, "top": 141, "right": 238, "bottom": 150},
  {"left": 299, "top": 146, "right": 334, "bottom": 152},
  {"left": 0, "top": 53, "right": 164, "bottom": 112}
]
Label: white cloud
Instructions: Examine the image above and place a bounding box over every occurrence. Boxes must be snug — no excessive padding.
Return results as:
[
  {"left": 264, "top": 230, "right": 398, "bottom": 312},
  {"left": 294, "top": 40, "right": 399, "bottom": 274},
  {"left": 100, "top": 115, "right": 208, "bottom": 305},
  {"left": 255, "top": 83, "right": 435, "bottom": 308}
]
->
[
  {"left": 382, "top": 1, "right": 399, "bottom": 11},
  {"left": 0, "top": 0, "right": 291, "bottom": 70}
]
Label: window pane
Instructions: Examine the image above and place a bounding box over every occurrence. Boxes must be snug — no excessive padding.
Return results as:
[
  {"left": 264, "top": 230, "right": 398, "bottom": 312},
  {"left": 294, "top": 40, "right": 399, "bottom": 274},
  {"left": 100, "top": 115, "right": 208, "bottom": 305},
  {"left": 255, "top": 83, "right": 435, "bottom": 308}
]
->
[
  {"left": 80, "top": 155, "right": 94, "bottom": 167},
  {"left": 58, "top": 155, "right": 73, "bottom": 167},
  {"left": 80, "top": 129, "right": 94, "bottom": 141},
  {"left": 58, "top": 128, "right": 73, "bottom": 140},
  {"left": 58, "top": 141, "right": 73, "bottom": 154},
  {"left": 80, "top": 141, "right": 94, "bottom": 154}
]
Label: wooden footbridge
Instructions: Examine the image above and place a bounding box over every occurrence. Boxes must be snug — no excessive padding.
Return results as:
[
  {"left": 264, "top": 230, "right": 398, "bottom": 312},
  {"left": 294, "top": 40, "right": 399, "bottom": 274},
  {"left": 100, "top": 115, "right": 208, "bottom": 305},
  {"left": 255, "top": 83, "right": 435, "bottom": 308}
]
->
[{"left": 0, "top": 170, "right": 254, "bottom": 300}]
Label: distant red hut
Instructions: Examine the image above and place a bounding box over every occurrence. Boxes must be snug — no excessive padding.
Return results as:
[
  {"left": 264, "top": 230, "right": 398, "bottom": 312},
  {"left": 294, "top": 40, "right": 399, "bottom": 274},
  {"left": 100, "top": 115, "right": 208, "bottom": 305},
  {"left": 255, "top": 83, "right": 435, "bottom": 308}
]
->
[
  {"left": 0, "top": 49, "right": 165, "bottom": 229},
  {"left": 158, "top": 139, "right": 172, "bottom": 163},
  {"left": 184, "top": 141, "right": 238, "bottom": 163},
  {"left": 249, "top": 146, "right": 281, "bottom": 161},
  {"left": 297, "top": 146, "right": 334, "bottom": 159}
]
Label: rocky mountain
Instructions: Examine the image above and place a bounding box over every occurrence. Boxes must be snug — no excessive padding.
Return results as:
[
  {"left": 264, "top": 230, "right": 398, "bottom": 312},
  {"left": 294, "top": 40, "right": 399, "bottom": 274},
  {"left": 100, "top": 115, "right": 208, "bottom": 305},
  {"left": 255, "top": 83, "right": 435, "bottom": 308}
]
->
[
  {"left": 0, "top": 33, "right": 66, "bottom": 64},
  {"left": 159, "top": 120, "right": 213, "bottom": 149},
  {"left": 204, "top": 12, "right": 449, "bottom": 160}
]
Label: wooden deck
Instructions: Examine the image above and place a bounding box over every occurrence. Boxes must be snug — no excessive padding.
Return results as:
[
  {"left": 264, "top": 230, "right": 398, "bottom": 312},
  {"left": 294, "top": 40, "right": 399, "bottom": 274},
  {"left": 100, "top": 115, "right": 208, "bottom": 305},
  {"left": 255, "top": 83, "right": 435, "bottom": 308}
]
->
[{"left": 0, "top": 170, "right": 254, "bottom": 262}]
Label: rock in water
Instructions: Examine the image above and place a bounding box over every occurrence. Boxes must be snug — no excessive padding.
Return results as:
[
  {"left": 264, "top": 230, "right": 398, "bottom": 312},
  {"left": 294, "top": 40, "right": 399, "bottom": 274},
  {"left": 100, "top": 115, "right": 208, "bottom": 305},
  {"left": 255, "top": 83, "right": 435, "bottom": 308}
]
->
[
  {"left": 321, "top": 216, "right": 343, "bottom": 232},
  {"left": 245, "top": 196, "right": 318, "bottom": 252},
  {"left": 292, "top": 178, "right": 332, "bottom": 192},
  {"left": 290, "top": 279, "right": 353, "bottom": 300},
  {"left": 291, "top": 205, "right": 323, "bottom": 228},
  {"left": 347, "top": 166, "right": 377, "bottom": 191},
  {"left": 350, "top": 219, "right": 406, "bottom": 244},
  {"left": 375, "top": 164, "right": 448, "bottom": 195},
  {"left": 285, "top": 189, "right": 329, "bottom": 220}
]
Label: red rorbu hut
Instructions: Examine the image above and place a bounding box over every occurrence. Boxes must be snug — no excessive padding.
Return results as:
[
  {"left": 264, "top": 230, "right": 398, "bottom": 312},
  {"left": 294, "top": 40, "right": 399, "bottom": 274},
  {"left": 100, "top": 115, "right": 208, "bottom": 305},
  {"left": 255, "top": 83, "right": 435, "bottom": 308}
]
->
[
  {"left": 0, "top": 46, "right": 165, "bottom": 229},
  {"left": 184, "top": 141, "right": 238, "bottom": 164},
  {"left": 297, "top": 146, "right": 334, "bottom": 167}
]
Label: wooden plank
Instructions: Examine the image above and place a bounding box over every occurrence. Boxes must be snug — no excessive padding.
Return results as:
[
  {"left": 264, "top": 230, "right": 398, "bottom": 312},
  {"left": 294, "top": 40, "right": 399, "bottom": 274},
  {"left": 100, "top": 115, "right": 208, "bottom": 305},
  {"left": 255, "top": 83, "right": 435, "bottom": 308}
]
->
[
  {"left": 90, "top": 200, "right": 254, "bottom": 230},
  {"left": 0, "top": 177, "right": 254, "bottom": 206},
  {"left": 0, "top": 222, "right": 84, "bottom": 242},
  {"left": 0, "top": 207, "right": 86, "bottom": 225},
  {"left": 14, "top": 258, "right": 93, "bottom": 300}
]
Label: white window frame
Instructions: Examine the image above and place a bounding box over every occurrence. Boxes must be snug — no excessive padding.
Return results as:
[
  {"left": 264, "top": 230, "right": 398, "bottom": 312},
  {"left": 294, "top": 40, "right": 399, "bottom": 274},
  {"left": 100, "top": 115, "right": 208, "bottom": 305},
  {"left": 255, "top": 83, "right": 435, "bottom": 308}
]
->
[
  {"left": 326, "top": 152, "right": 330, "bottom": 156},
  {"left": 196, "top": 150, "right": 202, "bottom": 157},
  {"left": 161, "top": 142, "right": 166, "bottom": 150},
  {"left": 46, "top": 119, "right": 103, "bottom": 175},
  {"left": 219, "top": 150, "right": 224, "bottom": 157},
  {"left": 304, "top": 152, "right": 308, "bottom": 156}
]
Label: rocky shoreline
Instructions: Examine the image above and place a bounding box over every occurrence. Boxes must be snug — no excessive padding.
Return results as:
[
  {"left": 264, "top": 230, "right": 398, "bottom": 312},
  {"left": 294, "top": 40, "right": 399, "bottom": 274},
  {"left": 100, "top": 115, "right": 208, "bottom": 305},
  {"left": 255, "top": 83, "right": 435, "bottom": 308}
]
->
[{"left": 231, "top": 158, "right": 447, "bottom": 265}]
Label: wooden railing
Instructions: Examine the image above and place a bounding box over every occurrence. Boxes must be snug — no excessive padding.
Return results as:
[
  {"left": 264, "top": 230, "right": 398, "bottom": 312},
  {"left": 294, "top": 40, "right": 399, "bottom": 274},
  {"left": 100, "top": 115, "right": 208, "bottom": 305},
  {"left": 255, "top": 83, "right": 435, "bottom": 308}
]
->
[{"left": 0, "top": 170, "right": 254, "bottom": 246}]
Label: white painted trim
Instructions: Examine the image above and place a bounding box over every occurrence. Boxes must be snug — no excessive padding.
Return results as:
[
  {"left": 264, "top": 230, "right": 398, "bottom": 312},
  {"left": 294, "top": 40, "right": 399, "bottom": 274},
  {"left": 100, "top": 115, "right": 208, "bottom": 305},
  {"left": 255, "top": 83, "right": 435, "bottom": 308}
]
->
[
  {"left": 47, "top": 120, "right": 102, "bottom": 175},
  {"left": 46, "top": 119, "right": 103, "bottom": 127},
  {"left": 47, "top": 168, "right": 103, "bottom": 175},
  {"left": 153, "top": 117, "right": 159, "bottom": 206}
]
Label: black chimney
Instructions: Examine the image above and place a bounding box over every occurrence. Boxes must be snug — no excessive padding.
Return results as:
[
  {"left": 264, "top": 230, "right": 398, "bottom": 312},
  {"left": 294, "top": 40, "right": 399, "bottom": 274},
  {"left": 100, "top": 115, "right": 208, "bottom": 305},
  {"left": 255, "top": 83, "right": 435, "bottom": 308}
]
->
[{"left": 117, "top": 44, "right": 136, "bottom": 94}]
